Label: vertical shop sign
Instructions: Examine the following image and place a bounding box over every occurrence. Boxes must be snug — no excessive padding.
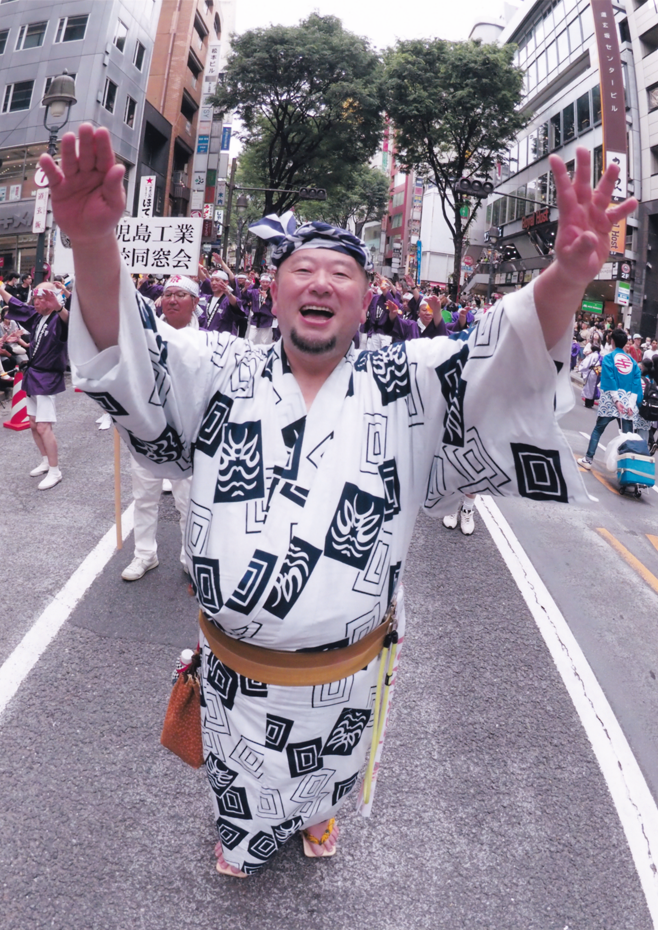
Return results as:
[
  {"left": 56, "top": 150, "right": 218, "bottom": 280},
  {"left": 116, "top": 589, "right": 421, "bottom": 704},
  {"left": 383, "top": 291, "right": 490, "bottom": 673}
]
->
[{"left": 592, "top": 0, "right": 627, "bottom": 256}]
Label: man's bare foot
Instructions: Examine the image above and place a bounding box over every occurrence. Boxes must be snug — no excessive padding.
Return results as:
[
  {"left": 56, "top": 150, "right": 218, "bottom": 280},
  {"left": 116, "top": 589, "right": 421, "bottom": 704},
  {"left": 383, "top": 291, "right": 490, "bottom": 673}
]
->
[
  {"left": 302, "top": 818, "right": 339, "bottom": 857},
  {"left": 214, "top": 840, "right": 247, "bottom": 877}
]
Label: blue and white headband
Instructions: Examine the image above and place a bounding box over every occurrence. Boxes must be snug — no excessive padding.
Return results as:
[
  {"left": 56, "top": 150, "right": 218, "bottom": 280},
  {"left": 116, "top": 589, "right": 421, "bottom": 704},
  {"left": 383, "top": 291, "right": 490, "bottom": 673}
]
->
[{"left": 249, "top": 211, "right": 373, "bottom": 273}]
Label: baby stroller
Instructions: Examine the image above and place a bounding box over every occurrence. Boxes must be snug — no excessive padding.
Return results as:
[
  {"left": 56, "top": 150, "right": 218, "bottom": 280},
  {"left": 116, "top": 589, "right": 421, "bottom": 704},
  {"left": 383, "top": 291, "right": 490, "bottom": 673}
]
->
[{"left": 617, "top": 437, "right": 655, "bottom": 498}]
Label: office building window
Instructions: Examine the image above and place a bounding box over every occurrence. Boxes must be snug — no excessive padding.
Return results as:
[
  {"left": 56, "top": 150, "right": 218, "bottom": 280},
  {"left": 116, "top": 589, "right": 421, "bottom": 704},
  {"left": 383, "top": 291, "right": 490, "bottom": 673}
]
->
[
  {"left": 592, "top": 84, "right": 602, "bottom": 123},
  {"left": 0, "top": 29, "right": 7, "bottom": 54},
  {"left": 577, "top": 92, "right": 591, "bottom": 134},
  {"left": 124, "top": 95, "right": 136, "bottom": 127},
  {"left": 550, "top": 112, "right": 561, "bottom": 149},
  {"left": 391, "top": 214, "right": 403, "bottom": 229},
  {"left": 593, "top": 146, "right": 604, "bottom": 185},
  {"left": 188, "top": 50, "right": 202, "bottom": 88},
  {"left": 102, "top": 78, "right": 117, "bottom": 113},
  {"left": 567, "top": 17, "right": 582, "bottom": 55},
  {"left": 113, "top": 20, "right": 128, "bottom": 53},
  {"left": 548, "top": 172, "right": 557, "bottom": 205},
  {"left": 54, "top": 14, "right": 88, "bottom": 43},
  {"left": 563, "top": 102, "right": 575, "bottom": 142},
  {"left": 648, "top": 84, "right": 658, "bottom": 112},
  {"left": 133, "top": 41, "right": 145, "bottom": 70},
  {"left": 15, "top": 21, "right": 47, "bottom": 50},
  {"left": 2, "top": 80, "right": 34, "bottom": 112},
  {"left": 517, "top": 136, "right": 527, "bottom": 171},
  {"left": 180, "top": 90, "right": 198, "bottom": 121}
]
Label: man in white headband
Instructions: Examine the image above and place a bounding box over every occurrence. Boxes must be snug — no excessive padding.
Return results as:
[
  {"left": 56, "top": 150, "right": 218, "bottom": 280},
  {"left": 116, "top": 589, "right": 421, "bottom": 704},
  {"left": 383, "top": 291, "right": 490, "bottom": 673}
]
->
[
  {"left": 120, "top": 274, "right": 198, "bottom": 581},
  {"left": 43, "top": 125, "right": 636, "bottom": 876}
]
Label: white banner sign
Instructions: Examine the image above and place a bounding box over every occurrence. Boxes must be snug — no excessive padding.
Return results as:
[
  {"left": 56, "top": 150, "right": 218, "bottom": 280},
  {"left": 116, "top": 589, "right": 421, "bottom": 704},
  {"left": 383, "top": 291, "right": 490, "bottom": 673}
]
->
[
  {"left": 138, "top": 175, "right": 157, "bottom": 217},
  {"left": 53, "top": 217, "right": 203, "bottom": 275},
  {"left": 32, "top": 188, "right": 49, "bottom": 233}
]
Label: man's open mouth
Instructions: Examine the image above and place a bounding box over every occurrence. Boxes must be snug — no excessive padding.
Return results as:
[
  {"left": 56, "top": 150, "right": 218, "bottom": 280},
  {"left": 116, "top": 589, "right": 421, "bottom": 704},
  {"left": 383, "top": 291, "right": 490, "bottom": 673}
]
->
[{"left": 299, "top": 305, "right": 334, "bottom": 319}]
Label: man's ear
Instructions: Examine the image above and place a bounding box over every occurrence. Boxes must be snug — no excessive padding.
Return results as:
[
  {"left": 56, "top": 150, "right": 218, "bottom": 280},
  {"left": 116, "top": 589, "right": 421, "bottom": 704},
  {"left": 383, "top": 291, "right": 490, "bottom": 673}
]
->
[{"left": 270, "top": 277, "right": 278, "bottom": 317}]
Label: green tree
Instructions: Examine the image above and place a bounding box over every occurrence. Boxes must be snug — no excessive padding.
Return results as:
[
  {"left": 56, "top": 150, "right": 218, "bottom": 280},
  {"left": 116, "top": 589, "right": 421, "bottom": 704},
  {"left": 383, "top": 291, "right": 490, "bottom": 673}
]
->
[
  {"left": 299, "top": 165, "right": 389, "bottom": 236},
  {"left": 210, "top": 14, "right": 384, "bottom": 218},
  {"left": 383, "top": 39, "right": 526, "bottom": 291}
]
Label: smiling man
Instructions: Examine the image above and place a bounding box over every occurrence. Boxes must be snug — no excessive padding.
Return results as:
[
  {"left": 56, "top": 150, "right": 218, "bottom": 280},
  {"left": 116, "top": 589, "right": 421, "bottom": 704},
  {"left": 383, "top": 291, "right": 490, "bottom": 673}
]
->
[{"left": 40, "top": 124, "right": 636, "bottom": 878}]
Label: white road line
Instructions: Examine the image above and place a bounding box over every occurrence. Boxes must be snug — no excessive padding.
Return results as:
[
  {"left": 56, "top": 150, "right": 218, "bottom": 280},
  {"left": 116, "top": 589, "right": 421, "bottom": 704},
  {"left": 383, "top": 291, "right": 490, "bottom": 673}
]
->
[
  {"left": 0, "top": 504, "right": 135, "bottom": 718},
  {"left": 477, "top": 494, "right": 658, "bottom": 928}
]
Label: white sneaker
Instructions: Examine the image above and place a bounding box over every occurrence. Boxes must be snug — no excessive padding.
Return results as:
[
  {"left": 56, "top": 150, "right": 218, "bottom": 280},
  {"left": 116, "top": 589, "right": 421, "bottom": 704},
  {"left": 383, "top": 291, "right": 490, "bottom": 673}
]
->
[
  {"left": 162, "top": 479, "right": 173, "bottom": 493},
  {"left": 30, "top": 460, "right": 49, "bottom": 477},
  {"left": 121, "top": 555, "right": 159, "bottom": 581},
  {"left": 442, "top": 511, "right": 460, "bottom": 529},
  {"left": 578, "top": 457, "right": 592, "bottom": 470},
  {"left": 460, "top": 507, "right": 475, "bottom": 536},
  {"left": 38, "top": 469, "right": 62, "bottom": 490}
]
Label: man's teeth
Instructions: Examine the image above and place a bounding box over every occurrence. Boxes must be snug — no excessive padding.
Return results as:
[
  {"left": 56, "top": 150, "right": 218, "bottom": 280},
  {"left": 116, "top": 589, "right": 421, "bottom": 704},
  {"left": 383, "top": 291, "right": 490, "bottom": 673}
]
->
[{"left": 300, "top": 306, "right": 333, "bottom": 317}]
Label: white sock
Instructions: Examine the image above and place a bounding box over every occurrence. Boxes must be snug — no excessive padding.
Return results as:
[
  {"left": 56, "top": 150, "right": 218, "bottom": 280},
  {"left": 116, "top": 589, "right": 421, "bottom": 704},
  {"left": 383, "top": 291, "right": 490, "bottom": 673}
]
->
[
  {"left": 48, "top": 465, "right": 61, "bottom": 476},
  {"left": 40, "top": 455, "right": 48, "bottom": 465},
  {"left": 461, "top": 497, "right": 475, "bottom": 512}
]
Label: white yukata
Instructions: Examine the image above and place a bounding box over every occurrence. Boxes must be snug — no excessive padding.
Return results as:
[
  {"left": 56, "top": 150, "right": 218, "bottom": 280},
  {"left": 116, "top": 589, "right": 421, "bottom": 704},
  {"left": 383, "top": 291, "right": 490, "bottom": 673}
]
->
[{"left": 69, "top": 265, "right": 585, "bottom": 874}]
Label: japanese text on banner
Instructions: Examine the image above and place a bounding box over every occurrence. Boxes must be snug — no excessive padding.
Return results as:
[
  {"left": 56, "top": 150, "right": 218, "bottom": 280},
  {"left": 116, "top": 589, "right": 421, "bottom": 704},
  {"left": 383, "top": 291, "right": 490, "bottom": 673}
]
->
[{"left": 114, "top": 217, "right": 203, "bottom": 274}]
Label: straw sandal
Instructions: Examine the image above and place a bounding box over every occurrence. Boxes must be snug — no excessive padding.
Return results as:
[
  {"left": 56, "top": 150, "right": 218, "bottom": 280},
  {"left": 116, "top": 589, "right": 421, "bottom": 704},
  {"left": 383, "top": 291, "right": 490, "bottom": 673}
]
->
[{"left": 301, "top": 818, "right": 338, "bottom": 858}]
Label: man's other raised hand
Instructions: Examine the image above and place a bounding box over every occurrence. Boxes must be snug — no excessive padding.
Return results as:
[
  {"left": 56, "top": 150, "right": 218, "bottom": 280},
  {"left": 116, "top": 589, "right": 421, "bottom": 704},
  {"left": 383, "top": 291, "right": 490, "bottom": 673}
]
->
[
  {"left": 549, "top": 146, "right": 637, "bottom": 289},
  {"left": 535, "top": 146, "right": 637, "bottom": 350},
  {"left": 39, "top": 124, "right": 126, "bottom": 244}
]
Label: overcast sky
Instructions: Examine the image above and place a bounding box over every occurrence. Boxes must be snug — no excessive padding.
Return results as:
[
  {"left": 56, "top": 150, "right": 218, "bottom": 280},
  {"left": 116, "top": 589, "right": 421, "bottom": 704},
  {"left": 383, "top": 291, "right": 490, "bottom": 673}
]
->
[{"left": 233, "top": 0, "right": 513, "bottom": 48}]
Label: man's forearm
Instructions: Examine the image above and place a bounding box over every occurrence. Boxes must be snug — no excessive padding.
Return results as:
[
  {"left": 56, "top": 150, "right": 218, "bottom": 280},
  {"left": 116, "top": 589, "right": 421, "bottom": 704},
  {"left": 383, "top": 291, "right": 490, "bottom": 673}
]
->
[
  {"left": 533, "top": 261, "right": 586, "bottom": 351},
  {"left": 71, "top": 233, "right": 121, "bottom": 350}
]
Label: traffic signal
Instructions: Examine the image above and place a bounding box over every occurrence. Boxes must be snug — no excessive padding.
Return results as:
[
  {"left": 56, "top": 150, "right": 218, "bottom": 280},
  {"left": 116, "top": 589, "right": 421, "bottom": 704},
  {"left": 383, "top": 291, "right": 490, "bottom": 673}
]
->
[
  {"left": 297, "top": 187, "right": 327, "bottom": 201},
  {"left": 454, "top": 178, "right": 494, "bottom": 198}
]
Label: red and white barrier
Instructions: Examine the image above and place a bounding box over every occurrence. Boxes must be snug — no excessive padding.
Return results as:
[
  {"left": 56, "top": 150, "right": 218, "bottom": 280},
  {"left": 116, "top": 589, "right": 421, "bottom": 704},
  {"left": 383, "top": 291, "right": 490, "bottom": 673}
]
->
[{"left": 3, "top": 370, "right": 30, "bottom": 431}]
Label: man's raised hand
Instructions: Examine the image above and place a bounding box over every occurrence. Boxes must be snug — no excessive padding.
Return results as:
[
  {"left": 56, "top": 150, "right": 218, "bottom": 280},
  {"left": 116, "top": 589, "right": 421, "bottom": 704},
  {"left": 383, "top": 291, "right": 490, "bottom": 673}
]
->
[
  {"left": 39, "top": 124, "right": 126, "bottom": 243},
  {"left": 535, "top": 146, "right": 638, "bottom": 350},
  {"left": 549, "top": 146, "right": 637, "bottom": 288}
]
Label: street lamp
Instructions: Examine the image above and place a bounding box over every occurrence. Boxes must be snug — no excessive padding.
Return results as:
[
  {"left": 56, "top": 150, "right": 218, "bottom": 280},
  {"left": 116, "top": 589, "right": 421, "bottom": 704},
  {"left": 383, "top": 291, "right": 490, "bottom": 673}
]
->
[
  {"left": 34, "top": 72, "right": 77, "bottom": 284},
  {"left": 42, "top": 71, "right": 77, "bottom": 156},
  {"left": 235, "top": 193, "right": 248, "bottom": 273}
]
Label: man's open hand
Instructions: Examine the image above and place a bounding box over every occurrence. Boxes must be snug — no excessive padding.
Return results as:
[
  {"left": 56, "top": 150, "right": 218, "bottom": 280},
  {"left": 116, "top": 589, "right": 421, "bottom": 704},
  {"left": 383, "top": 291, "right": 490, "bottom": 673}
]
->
[
  {"left": 39, "top": 124, "right": 126, "bottom": 244},
  {"left": 550, "top": 147, "right": 637, "bottom": 289}
]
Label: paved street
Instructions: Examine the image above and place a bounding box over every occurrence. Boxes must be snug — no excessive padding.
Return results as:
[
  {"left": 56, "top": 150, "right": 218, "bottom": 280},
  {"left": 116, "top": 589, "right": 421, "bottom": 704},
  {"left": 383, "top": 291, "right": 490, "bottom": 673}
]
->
[{"left": 1, "top": 378, "right": 657, "bottom": 929}]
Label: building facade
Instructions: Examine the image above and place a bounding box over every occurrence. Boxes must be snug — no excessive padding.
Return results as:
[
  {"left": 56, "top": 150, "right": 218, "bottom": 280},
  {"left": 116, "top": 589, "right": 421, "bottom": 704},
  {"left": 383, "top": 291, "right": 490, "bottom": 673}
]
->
[
  {"left": 144, "top": 0, "right": 234, "bottom": 220},
  {"left": 0, "top": 0, "right": 162, "bottom": 273},
  {"left": 467, "top": 0, "right": 639, "bottom": 324}
]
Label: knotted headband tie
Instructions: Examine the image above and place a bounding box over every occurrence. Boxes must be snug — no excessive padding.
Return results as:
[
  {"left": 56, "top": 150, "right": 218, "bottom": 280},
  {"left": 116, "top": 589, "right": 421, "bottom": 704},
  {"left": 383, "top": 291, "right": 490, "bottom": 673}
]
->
[{"left": 249, "top": 211, "right": 373, "bottom": 273}]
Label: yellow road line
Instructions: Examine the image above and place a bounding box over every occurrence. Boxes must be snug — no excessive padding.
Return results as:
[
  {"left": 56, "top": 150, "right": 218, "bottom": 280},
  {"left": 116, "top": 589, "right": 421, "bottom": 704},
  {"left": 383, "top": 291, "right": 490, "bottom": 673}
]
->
[
  {"left": 591, "top": 470, "right": 620, "bottom": 496},
  {"left": 596, "top": 528, "right": 658, "bottom": 596},
  {"left": 647, "top": 535, "right": 658, "bottom": 555}
]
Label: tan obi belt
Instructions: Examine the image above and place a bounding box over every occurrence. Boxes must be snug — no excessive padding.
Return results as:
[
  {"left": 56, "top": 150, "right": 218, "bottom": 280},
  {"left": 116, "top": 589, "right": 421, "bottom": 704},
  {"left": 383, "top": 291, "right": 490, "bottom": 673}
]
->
[{"left": 198, "top": 604, "right": 397, "bottom": 687}]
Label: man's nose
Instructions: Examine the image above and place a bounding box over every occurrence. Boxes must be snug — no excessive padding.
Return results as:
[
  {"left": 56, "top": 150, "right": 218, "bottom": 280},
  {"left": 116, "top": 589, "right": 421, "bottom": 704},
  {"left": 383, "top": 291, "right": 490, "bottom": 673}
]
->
[{"left": 309, "top": 270, "right": 332, "bottom": 294}]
